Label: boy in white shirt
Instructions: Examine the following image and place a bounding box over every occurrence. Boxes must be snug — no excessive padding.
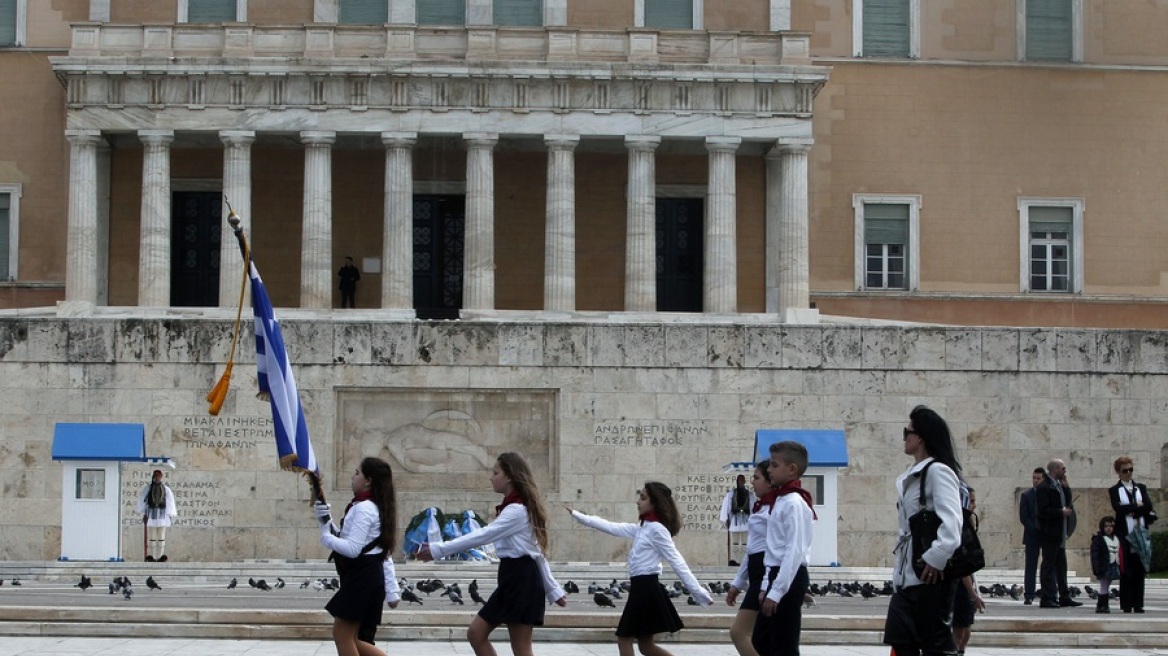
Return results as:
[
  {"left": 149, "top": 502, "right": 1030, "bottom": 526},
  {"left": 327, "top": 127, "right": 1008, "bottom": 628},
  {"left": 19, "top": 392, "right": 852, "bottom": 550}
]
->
[{"left": 752, "top": 441, "right": 815, "bottom": 656}]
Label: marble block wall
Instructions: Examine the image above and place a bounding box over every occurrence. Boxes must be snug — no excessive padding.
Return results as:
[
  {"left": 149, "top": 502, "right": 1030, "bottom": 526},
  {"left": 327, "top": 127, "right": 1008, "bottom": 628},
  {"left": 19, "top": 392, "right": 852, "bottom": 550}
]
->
[{"left": 0, "top": 318, "right": 1164, "bottom": 574}]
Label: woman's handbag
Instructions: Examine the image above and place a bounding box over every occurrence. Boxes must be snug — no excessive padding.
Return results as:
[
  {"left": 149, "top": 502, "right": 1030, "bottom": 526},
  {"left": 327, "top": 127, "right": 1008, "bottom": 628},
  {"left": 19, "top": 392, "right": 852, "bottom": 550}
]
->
[{"left": 909, "top": 461, "right": 985, "bottom": 580}]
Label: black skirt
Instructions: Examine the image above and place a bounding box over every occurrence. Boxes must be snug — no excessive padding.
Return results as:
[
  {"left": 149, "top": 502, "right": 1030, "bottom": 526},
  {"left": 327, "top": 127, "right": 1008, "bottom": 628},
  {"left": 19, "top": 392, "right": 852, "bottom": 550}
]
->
[
  {"left": 325, "top": 553, "right": 385, "bottom": 644},
  {"left": 883, "top": 580, "right": 958, "bottom": 654},
  {"left": 739, "top": 552, "right": 766, "bottom": 611},
  {"left": 616, "top": 574, "right": 684, "bottom": 638},
  {"left": 479, "top": 556, "right": 547, "bottom": 626}
]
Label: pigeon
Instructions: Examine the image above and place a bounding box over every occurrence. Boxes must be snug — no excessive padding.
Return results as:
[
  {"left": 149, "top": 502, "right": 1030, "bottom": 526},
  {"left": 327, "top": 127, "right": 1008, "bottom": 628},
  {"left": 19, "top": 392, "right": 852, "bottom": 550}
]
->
[
  {"left": 227, "top": 578, "right": 238, "bottom": 590},
  {"left": 108, "top": 582, "right": 117, "bottom": 594},
  {"left": 311, "top": 580, "right": 327, "bottom": 592},
  {"left": 331, "top": 578, "right": 340, "bottom": 590},
  {"left": 248, "top": 577, "right": 258, "bottom": 589},
  {"left": 803, "top": 593, "right": 816, "bottom": 608},
  {"left": 146, "top": 576, "right": 161, "bottom": 590},
  {"left": 275, "top": 578, "right": 286, "bottom": 589},
  {"left": 10, "top": 579, "right": 21, "bottom": 586},
  {"left": 122, "top": 584, "right": 133, "bottom": 600},
  {"left": 1085, "top": 585, "right": 1098, "bottom": 600},
  {"left": 76, "top": 575, "right": 92, "bottom": 590},
  {"left": 563, "top": 580, "right": 579, "bottom": 594},
  {"left": 588, "top": 582, "right": 601, "bottom": 594},
  {"left": 447, "top": 591, "right": 465, "bottom": 605},
  {"left": 401, "top": 589, "right": 424, "bottom": 605},
  {"left": 470, "top": 587, "right": 486, "bottom": 605},
  {"left": 255, "top": 579, "right": 272, "bottom": 591},
  {"left": 417, "top": 579, "right": 444, "bottom": 595},
  {"left": 593, "top": 592, "right": 616, "bottom": 607},
  {"left": 686, "top": 595, "right": 699, "bottom": 605},
  {"left": 299, "top": 579, "right": 311, "bottom": 589}
]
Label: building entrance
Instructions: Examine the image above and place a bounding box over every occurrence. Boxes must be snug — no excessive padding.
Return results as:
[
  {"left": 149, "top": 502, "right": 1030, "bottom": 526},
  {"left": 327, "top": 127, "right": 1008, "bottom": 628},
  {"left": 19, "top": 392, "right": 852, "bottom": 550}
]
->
[
  {"left": 413, "top": 194, "right": 465, "bottom": 319},
  {"left": 170, "top": 191, "right": 221, "bottom": 307},
  {"left": 656, "top": 197, "right": 704, "bottom": 312}
]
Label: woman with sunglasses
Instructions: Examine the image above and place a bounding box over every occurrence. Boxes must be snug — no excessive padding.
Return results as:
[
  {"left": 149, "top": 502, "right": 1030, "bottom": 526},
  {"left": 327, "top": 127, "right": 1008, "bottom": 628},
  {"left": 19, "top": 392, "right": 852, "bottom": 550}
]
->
[{"left": 1108, "top": 456, "right": 1157, "bottom": 613}]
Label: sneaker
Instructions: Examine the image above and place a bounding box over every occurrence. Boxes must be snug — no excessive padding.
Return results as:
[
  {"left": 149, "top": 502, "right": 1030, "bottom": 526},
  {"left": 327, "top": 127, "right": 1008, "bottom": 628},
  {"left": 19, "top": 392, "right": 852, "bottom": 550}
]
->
[
  {"left": 159, "top": 555, "right": 168, "bottom": 562},
  {"left": 1059, "top": 598, "right": 1083, "bottom": 607}
]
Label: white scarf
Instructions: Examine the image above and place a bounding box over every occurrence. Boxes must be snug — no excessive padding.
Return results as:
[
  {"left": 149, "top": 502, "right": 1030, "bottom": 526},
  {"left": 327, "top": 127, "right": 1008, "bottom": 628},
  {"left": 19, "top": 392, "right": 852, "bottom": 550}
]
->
[{"left": 1120, "top": 482, "right": 1145, "bottom": 533}]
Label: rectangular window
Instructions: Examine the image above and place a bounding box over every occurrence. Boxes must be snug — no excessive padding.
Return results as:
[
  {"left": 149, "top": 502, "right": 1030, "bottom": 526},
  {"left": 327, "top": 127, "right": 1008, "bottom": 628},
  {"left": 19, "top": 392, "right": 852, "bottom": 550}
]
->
[
  {"left": 0, "top": 0, "right": 17, "bottom": 46},
  {"left": 1025, "top": 0, "right": 1073, "bottom": 61},
  {"left": 417, "top": 0, "right": 464, "bottom": 26},
  {"left": 854, "top": 194, "right": 920, "bottom": 292},
  {"left": 862, "top": 0, "right": 911, "bottom": 57},
  {"left": 76, "top": 469, "right": 107, "bottom": 500},
  {"left": 495, "top": 0, "right": 541, "bottom": 27},
  {"left": 0, "top": 184, "right": 18, "bottom": 281},
  {"left": 1018, "top": 198, "right": 1083, "bottom": 293},
  {"left": 340, "top": 0, "right": 389, "bottom": 24},
  {"left": 645, "top": 0, "right": 693, "bottom": 29},
  {"left": 186, "top": 0, "right": 238, "bottom": 23},
  {"left": 0, "top": 193, "right": 9, "bottom": 278}
]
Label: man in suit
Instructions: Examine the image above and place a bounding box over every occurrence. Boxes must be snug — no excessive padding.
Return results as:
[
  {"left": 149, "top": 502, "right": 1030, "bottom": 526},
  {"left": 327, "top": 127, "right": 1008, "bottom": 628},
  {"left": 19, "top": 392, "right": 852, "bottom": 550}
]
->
[
  {"left": 1018, "top": 467, "right": 1045, "bottom": 604},
  {"left": 1036, "top": 459, "right": 1080, "bottom": 608}
]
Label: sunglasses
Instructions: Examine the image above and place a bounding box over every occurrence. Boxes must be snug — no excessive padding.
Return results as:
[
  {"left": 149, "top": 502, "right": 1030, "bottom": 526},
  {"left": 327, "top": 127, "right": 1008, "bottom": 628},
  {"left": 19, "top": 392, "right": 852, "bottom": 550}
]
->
[
  {"left": 903, "top": 427, "right": 916, "bottom": 439},
  {"left": 1121, "top": 468, "right": 1134, "bottom": 474}
]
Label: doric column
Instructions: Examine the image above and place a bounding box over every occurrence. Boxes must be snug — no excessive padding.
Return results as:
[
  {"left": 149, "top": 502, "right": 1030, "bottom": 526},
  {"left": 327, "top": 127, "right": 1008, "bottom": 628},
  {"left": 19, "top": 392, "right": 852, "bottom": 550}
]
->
[
  {"left": 138, "top": 129, "right": 174, "bottom": 307},
  {"left": 65, "top": 130, "right": 103, "bottom": 304},
  {"left": 219, "top": 130, "right": 255, "bottom": 307},
  {"left": 381, "top": 131, "right": 416, "bottom": 309},
  {"left": 704, "top": 136, "right": 741, "bottom": 314},
  {"left": 773, "top": 138, "right": 814, "bottom": 320},
  {"left": 544, "top": 134, "right": 579, "bottom": 311},
  {"left": 301, "top": 130, "right": 335, "bottom": 309},
  {"left": 624, "top": 135, "right": 660, "bottom": 312},
  {"left": 463, "top": 133, "right": 498, "bottom": 311}
]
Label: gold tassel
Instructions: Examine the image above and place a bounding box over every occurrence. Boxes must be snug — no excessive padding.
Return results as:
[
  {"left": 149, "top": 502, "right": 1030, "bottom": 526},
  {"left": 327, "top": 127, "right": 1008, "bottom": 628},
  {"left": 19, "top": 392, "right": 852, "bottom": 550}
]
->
[{"left": 206, "top": 362, "right": 233, "bottom": 416}]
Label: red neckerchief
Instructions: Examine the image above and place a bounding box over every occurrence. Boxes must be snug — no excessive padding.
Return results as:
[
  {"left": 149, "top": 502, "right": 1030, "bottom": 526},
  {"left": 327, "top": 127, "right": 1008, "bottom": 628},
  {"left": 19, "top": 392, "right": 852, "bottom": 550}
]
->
[
  {"left": 639, "top": 511, "right": 660, "bottom": 524},
  {"left": 753, "top": 488, "right": 781, "bottom": 513},
  {"left": 495, "top": 491, "right": 524, "bottom": 515},
  {"left": 775, "top": 480, "right": 818, "bottom": 520},
  {"left": 341, "top": 490, "right": 373, "bottom": 528}
]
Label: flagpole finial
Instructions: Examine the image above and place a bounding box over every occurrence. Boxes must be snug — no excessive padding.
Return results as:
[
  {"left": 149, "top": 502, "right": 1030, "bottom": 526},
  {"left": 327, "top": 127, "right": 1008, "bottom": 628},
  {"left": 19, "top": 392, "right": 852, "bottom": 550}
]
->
[{"left": 228, "top": 211, "right": 241, "bottom": 230}]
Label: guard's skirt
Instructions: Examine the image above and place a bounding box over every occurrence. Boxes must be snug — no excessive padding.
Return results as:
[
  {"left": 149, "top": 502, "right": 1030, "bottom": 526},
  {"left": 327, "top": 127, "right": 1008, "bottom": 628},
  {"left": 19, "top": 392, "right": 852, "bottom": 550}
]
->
[
  {"left": 739, "top": 551, "right": 766, "bottom": 611},
  {"left": 616, "top": 574, "right": 684, "bottom": 637},
  {"left": 480, "top": 555, "right": 547, "bottom": 626},
  {"left": 325, "top": 553, "right": 385, "bottom": 644}
]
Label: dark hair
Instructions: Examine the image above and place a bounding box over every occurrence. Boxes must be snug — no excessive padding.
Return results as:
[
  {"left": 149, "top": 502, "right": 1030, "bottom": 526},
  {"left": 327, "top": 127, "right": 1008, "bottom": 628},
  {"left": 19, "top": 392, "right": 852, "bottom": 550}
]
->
[
  {"left": 1033, "top": 467, "right": 1046, "bottom": 475},
  {"left": 755, "top": 460, "right": 771, "bottom": 478},
  {"left": 733, "top": 473, "right": 749, "bottom": 510},
  {"left": 360, "top": 457, "right": 397, "bottom": 559},
  {"left": 497, "top": 452, "right": 551, "bottom": 551},
  {"left": 909, "top": 405, "right": 962, "bottom": 476},
  {"left": 769, "top": 440, "right": 810, "bottom": 477},
  {"left": 1099, "top": 515, "right": 1115, "bottom": 531},
  {"left": 643, "top": 481, "right": 682, "bottom": 536}
]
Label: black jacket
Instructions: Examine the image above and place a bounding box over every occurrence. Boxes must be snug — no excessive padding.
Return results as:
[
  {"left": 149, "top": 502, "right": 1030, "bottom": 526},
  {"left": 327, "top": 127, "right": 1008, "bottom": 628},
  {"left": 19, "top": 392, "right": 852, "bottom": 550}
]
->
[
  {"left": 1019, "top": 487, "right": 1040, "bottom": 546},
  {"left": 1035, "top": 476, "right": 1074, "bottom": 545},
  {"left": 1108, "top": 481, "right": 1156, "bottom": 538}
]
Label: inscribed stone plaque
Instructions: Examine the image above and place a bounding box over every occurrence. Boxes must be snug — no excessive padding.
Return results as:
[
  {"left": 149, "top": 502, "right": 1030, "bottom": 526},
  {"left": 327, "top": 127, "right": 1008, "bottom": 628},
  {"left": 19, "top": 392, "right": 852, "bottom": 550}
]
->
[{"left": 335, "top": 388, "right": 557, "bottom": 492}]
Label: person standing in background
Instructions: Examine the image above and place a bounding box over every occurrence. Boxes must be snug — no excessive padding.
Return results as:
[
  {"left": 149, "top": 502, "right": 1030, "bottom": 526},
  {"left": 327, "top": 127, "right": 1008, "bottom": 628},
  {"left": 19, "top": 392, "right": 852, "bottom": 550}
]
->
[
  {"left": 1018, "top": 467, "right": 1044, "bottom": 605},
  {"left": 1109, "top": 455, "right": 1157, "bottom": 613},
  {"left": 338, "top": 256, "right": 360, "bottom": 308},
  {"left": 135, "top": 469, "right": 177, "bottom": 562}
]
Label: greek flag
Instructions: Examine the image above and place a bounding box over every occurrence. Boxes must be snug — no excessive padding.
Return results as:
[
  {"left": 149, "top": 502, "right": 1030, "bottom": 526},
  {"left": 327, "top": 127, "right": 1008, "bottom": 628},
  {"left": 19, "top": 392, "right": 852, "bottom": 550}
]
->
[{"left": 251, "top": 262, "right": 317, "bottom": 475}]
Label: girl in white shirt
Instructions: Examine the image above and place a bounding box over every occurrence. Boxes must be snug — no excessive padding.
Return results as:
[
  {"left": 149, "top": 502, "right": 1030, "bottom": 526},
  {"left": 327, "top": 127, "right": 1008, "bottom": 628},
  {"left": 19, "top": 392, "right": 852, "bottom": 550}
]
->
[
  {"left": 417, "top": 452, "right": 566, "bottom": 656},
  {"left": 315, "top": 457, "right": 401, "bottom": 656},
  {"left": 569, "top": 481, "right": 713, "bottom": 656},
  {"left": 725, "top": 461, "right": 776, "bottom": 656}
]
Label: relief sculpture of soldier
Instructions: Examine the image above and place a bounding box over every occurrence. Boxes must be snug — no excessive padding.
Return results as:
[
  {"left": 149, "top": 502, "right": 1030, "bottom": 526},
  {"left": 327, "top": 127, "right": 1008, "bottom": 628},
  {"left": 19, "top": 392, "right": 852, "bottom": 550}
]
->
[{"left": 354, "top": 409, "right": 493, "bottom": 474}]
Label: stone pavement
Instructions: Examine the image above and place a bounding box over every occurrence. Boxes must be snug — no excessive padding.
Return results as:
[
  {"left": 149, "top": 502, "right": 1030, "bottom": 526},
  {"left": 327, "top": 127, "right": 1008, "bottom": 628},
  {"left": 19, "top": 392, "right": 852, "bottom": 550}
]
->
[{"left": 0, "top": 638, "right": 1167, "bottom": 656}]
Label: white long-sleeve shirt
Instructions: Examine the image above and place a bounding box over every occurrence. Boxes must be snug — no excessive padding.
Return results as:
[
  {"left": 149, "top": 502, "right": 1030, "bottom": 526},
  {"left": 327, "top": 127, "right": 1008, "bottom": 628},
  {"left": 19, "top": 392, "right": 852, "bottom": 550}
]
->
[
  {"left": 892, "top": 458, "right": 963, "bottom": 591},
  {"left": 429, "top": 503, "right": 565, "bottom": 603},
  {"left": 320, "top": 500, "right": 401, "bottom": 603},
  {"left": 730, "top": 507, "right": 770, "bottom": 592},
  {"left": 570, "top": 510, "right": 713, "bottom": 606},
  {"left": 762, "top": 493, "right": 814, "bottom": 603}
]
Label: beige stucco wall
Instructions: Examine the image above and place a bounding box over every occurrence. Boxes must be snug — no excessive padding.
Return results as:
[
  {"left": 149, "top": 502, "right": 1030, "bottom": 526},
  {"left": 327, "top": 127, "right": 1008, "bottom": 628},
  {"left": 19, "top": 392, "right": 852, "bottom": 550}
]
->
[{"left": 24, "top": 0, "right": 85, "bottom": 47}]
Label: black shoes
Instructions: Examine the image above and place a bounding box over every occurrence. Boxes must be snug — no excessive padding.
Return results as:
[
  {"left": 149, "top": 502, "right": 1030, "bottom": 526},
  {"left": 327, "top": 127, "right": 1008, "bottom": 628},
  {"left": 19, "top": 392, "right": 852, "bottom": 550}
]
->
[
  {"left": 145, "top": 555, "right": 154, "bottom": 562},
  {"left": 159, "top": 555, "right": 168, "bottom": 562},
  {"left": 1059, "top": 598, "right": 1083, "bottom": 607},
  {"left": 1039, "top": 600, "right": 1061, "bottom": 608},
  {"left": 1023, "top": 598, "right": 1033, "bottom": 605}
]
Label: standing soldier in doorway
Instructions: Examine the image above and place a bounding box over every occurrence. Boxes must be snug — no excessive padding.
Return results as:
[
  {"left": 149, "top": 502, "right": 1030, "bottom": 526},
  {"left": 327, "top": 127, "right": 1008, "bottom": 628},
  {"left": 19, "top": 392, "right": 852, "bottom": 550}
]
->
[{"left": 720, "top": 474, "right": 754, "bottom": 566}]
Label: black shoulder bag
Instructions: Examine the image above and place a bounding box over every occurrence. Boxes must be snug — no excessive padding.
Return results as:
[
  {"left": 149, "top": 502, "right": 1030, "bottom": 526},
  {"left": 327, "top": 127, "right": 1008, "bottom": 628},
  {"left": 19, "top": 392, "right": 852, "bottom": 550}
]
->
[{"left": 909, "top": 461, "right": 985, "bottom": 580}]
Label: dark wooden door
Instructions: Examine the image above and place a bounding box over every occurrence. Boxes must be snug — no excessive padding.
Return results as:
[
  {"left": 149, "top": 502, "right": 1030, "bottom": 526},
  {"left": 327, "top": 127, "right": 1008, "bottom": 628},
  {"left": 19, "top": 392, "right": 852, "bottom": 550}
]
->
[
  {"left": 171, "top": 191, "right": 221, "bottom": 307},
  {"left": 413, "top": 195, "right": 465, "bottom": 319},
  {"left": 656, "top": 197, "right": 703, "bottom": 312}
]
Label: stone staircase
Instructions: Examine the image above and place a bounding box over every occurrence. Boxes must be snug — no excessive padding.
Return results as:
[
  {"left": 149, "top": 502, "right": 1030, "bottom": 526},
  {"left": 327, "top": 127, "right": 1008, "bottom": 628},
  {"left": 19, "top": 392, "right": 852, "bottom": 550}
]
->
[{"left": 0, "top": 561, "right": 1164, "bottom": 647}]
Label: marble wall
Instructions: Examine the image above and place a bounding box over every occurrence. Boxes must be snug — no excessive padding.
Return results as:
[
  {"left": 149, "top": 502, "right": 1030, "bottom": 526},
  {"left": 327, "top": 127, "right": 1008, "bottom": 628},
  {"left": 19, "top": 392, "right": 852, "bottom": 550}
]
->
[{"left": 0, "top": 317, "right": 1164, "bottom": 573}]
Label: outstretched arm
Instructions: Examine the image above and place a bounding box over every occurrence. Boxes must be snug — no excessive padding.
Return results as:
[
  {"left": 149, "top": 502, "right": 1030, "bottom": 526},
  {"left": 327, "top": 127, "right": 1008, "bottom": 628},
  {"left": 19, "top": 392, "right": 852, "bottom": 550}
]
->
[{"left": 567, "top": 508, "right": 639, "bottom": 540}]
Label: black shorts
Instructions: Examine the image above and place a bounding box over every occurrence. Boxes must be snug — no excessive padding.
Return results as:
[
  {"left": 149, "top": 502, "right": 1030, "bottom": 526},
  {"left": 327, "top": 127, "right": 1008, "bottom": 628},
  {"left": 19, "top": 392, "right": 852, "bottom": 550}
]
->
[
  {"left": 952, "top": 584, "right": 975, "bottom": 628},
  {"left": 739, "top": 552, "right": 766, "bottom": 611},
  {"left": 479, "top": 556, "right": 547, "bottom": 626},
  {"left": 616, "top": 574, "right": 684, "bottom": 637},
  {"left": 325, "top": 553, "right": 385, "bottom": 644}
]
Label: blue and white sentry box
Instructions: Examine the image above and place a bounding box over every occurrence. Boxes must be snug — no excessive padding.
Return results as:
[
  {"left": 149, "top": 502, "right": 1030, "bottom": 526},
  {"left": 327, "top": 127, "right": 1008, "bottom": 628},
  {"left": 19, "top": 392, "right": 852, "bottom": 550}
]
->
[
  {"left": 51, "top": 423, "right": 173, "bottom": 561},
  {"left": 727, "top": 429, "right": 848, "bottom": 566}
]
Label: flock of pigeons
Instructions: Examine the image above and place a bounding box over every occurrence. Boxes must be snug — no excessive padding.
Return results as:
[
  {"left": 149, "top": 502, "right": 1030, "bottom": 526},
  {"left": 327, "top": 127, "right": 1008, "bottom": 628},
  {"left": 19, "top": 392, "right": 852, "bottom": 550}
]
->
[{"left": 74, "top": 574, "right": 162, "bottom": 600}]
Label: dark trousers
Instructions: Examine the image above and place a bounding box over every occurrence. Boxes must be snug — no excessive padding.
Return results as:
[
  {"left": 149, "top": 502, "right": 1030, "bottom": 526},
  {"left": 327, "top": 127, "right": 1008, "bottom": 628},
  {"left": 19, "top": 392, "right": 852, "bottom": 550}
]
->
[
  {"left": 882, "top": 579, "right": 959, "bottom": 656},
  {"left": 1039, "top": 542, "right": 1069, "bottom": 603},
  {"left": 751, "top": 565, "right": 809, "bottom": 656},
  {"left": 341, "top": 289, "right": 356, "bottom": 308},
  {"left": 1023, "top": 541, "right": 1040, "bottom": 600},
  {"left": 1118, "top": 540, "right": 1146, "bottom": 611}
]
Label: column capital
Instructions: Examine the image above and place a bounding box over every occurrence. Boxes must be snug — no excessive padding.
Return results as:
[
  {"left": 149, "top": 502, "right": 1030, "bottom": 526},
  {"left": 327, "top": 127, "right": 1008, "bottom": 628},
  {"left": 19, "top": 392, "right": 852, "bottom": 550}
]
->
[
  {"left": 773, "top": 137, "right": 814, "bottom": 156},
  {"left": 705, "top": 136, "right": 742, "bottom": 154},
  {"left": 545, "top": 134, "right": 580, "bottom": 150},
  {"left": 300, "top": 130, "right": 337, "bottom": 146},
  {"left": 138, "top": 129, "right": 175, "bottom": 146},
  {"left": 381, "top": 131, "right": 418, "bottom": 148},
  {"left": 625, "top": 135, "right": 661, "bottom": 151},
  {"left": 219, "top": 130, "right": 256, "bottom": 147},
  {"left": 66, "top": 129, "right": 104, "bottom": 146},
  {"left": 463, "top": 132, "right": 499, "bottom": 148}
]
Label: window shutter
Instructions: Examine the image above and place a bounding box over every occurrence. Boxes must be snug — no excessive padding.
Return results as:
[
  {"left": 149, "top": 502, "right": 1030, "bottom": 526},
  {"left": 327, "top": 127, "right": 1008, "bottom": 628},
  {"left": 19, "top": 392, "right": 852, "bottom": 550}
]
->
[
  {"left": 187, "top": 0, "right": 238, "bottom": 22},
  {"left": 862, "top": 0, "right": 910, "bottom": 57},
  {"left": 1029, "top": 205, "right": 1073, "bottom": 234},
  {"left": 0, "top": 194, "right": 9, "bottom": 277},
  {"left": 0, "top": 0, "right": 17, "bottom": 46},
  {"left": 494, "top": 0, "right": 541, "bottom": 26},
  {"left": 864, "top": 203, "right": 910, "bottom": 244},
  {"left": 1026, "top": 0, "right": 1072, "bottom": 61},
  {"left": 645, "top": 0, "right": 693, "bottom": 30},
  {"left": 417, "top": 0, "right": 465, "bottom": 26},
  {"left": 340, "top": 0, "right": 390, "bottom": 24}
]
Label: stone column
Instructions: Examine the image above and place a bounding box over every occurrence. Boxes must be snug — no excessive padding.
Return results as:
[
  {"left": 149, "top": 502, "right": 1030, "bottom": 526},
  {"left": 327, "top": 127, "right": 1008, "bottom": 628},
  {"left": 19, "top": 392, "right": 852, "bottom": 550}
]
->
[
  {"left": 704, "top": 136, "right": 741, "bottom": 314},
  {"left": 624, "top": 135, "right": 660, "bottom": 312},
  {"left": 219, "top": 130, "right": 255, "bottom": 307},
  {"left": 138, "top": 129, "right": 174, "bottom": 307},
  {"left": 65, "top": 130, "right": 103, "bottom": 305},
  {"left": 381, "top": 131, "right": 416, "bottom": 309},
  {"left": 773, "top": 138, "right": 814, "bottom": 321},
  {"left": 463, "top": 133, "right": 497, "bottom": 311},
  {"left": 544, "top": 134, "right": 578, "bottom": 311},
  {"left": 301, "top": 130, "right": 335, "bottom": 309}
]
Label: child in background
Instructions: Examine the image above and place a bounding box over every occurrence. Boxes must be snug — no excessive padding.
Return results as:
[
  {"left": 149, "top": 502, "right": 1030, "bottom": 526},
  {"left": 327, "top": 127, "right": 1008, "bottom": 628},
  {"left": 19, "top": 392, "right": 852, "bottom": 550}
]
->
[
  {"left": 569, "top": 482, "right": 713, "bottom": 656},
  {"left": 1090, "top": 515, "right": 1121, "bottom": 614},
  {"left": 753, "top": 441, "right": 815, "bottom": 656}
]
